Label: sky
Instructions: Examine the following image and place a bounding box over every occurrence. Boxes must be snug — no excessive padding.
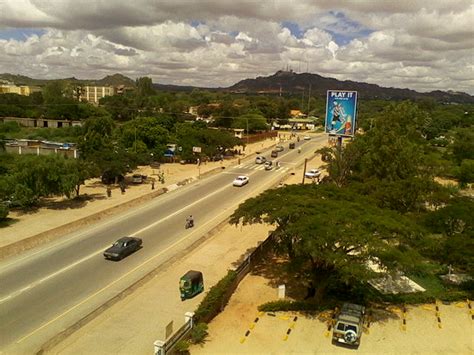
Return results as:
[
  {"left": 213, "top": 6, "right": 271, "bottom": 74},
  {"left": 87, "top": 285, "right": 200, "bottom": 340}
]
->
[{"left": 0, "top": 0, "right": 473, "bottom": 94}]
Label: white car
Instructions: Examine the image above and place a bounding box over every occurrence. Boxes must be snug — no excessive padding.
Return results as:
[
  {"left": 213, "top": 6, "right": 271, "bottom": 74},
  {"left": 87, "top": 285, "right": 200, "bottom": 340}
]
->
[
  {"left": 233, "top": 175, "right": 249, "bottom": 187},
  {"left": 303, "top": 136, "right": 311, "bottom": 140},
  {"left": 255, "top": 156, "right": 266, "bottom": 164},
  {"left": 305, "top": 169, "right": 321, "bottom": 179}
]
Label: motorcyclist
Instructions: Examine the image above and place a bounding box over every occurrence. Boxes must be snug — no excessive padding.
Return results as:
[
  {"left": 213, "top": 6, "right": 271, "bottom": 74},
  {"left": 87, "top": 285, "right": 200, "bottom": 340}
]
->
[
  {"left": 298, "top": 148, "right": 301, "bottom": 153},
  {"left": 186, "top": 215, "right": 194, "bottom": 228}
]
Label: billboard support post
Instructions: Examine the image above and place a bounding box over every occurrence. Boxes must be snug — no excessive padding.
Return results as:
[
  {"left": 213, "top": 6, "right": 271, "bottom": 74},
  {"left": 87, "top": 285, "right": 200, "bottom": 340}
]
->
[{"left": 302, "top": 158, "right": 307, "bottom": 185}]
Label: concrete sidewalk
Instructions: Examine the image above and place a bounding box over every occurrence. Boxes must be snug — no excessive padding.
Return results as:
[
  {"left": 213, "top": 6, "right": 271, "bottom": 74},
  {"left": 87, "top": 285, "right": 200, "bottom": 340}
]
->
[
  {"left": 0, "top": 136, "right": 280, "bottom": 258},
  {"left": 43, "top": 134, "right": 328, "bottom": 354},
  {"left": 48, "top": 223, "right": 272, "bottom": 354}
]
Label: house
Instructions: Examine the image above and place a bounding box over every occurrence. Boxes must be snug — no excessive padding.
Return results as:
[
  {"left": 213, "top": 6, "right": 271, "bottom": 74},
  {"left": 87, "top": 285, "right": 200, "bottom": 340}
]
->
[
  {"left": 290, "top": 109, "right": 306, "bottom": 118},
  {"left": 79, "top": 86, "right": 116, "bottom": 105},
  {"left": 0, "top": 84, "right": 41, "bottom": 96}
]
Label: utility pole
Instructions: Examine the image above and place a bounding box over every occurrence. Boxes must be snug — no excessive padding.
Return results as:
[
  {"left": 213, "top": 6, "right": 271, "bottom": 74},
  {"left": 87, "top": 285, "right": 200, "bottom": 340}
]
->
[
  {"left": 302, "top": 158, "right": 307, "bottom": 184},
  {"left": 246, "top": 117, "right": 249, "bottom": 146},
  {"left": 307, "top": 84, "right": 311, "bottom": 114}
]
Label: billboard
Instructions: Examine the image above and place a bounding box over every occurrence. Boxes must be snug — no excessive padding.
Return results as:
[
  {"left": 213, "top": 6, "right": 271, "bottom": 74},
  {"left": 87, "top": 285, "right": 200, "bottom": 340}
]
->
[{"left": 325, "top": 90, "right": 358, "bottom": 136}]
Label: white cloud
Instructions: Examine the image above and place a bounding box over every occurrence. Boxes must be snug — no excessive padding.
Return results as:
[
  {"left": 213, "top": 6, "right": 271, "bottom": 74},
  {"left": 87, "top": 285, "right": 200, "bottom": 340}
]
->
[{"left": 0, "top": 0, "right": 472, "bottom": 94}]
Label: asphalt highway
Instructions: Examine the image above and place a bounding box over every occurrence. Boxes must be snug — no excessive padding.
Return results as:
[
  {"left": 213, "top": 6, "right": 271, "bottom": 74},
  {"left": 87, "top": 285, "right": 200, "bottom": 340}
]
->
[{"left": 0, "top": 134, "right": 326, "bottom": 353}]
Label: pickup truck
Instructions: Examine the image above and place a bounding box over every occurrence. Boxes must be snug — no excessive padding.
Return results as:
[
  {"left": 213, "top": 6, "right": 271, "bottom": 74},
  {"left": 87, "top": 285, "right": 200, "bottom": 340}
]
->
[{"left": 332, "top": 303, "right": 365, "bottom": 348}]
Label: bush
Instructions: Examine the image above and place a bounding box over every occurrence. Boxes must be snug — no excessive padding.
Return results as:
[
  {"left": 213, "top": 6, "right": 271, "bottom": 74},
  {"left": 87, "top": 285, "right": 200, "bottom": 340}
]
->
[
  {"left": 258, "top": 300, "right": 326, "bottom": 312},
  {"left": 188, "top": 323, "right": 208, "bottom": 344},
  {"left": 194, "top": 270, "right": 237, "bottom": 323},
  {"left": 173, "top": 340, "right": 190, "bottom": 354},
  {"left": 0, "top": 202, "right": 9, "bottom": 220}
]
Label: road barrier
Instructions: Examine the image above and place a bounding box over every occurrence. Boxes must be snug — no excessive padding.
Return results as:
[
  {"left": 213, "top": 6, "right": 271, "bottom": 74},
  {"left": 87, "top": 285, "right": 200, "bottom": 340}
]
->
[
  {"left": 154, "top": 232, "right": 276, "bottom": 352},
  {"left": 154, "top": 312, "right": 194, "bottom": 355}
]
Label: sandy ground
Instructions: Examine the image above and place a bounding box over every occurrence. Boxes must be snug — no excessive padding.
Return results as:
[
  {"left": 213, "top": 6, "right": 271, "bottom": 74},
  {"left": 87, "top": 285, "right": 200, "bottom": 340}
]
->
[
  {"left": 5, "top": 132, "right": 471, "bottom": 354},
  {"left": 190, "top": 274, "right": 474, "bottom": 355},
  {"left": 0, "top": 136, "right": 282, "bottom": 249}
]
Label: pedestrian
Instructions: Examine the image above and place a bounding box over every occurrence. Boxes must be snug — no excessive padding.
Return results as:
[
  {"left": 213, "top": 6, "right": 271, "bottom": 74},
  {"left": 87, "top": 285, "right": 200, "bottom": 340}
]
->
[
  {"left": 151, "top": 180, "right": 155, "bottom": 190},
  {"left": 106, "top": 186, "right": 112, "bottom": 198}
]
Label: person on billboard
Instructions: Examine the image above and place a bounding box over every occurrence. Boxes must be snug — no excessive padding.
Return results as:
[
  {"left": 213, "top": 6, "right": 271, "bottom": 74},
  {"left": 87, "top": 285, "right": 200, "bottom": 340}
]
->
[{"left": 331, "top": 102, "right": 345, "bottom": 131}]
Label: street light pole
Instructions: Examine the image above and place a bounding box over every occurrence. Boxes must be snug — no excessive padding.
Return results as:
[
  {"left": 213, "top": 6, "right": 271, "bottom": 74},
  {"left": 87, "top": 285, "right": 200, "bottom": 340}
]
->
[{"left": 246, "top": 117, "right": 249, "bottom": 146}]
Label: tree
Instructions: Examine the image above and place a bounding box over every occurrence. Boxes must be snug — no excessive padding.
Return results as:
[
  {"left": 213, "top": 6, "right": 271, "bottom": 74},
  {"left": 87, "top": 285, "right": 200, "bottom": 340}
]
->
[
  {"left": 451, "top": 128, "right": 474, "bottom": 165},
  {"left": 230, "top": 184, "right": 425, "bottom": 303},
  {"left": 119, "top": 116, "right": 170, "bottom": 158},
  {"left": 423, "top": 197, "right": 474, "bottom": 275},
  {"left": 232, "top": 113, "right": 268, "bottom": 132}
]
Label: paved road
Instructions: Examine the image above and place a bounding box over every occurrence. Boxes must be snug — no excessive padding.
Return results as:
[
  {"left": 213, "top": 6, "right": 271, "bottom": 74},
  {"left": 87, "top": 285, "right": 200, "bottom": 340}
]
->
[{"left": 0, "top": 134, "right": 325, "bottom": 353}]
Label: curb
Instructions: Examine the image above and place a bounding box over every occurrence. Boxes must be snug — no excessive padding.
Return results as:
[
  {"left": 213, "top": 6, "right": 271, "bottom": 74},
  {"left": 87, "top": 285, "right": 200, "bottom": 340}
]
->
[
  {"left": 37, "top": 216, "right": 233, "bottom": 354},
  {"left": 36, "top": 141, "right": 306, "bottom": 353},
  {"left": 0, "top": 142, "right": 277, "bottom": 261}
]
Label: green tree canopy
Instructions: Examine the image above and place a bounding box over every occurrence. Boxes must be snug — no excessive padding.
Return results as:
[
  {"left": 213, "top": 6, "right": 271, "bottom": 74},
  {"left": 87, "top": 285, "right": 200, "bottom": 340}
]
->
[{"left": 230, "top": 184, "right": 425, "bottom": 302}]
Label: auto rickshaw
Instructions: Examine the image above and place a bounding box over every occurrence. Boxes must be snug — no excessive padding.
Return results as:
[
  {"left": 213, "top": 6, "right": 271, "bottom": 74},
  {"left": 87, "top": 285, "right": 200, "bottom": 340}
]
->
[{"left": 180, "top": 270, "right": 204, "bottom": 301}]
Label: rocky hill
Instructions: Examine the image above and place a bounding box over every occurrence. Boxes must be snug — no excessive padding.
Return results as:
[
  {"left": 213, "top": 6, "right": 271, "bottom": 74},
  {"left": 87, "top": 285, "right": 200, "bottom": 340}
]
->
[
  {"left": 0, "top": 73, "right": 135, "bottom": 87},
  {"left": 227, "top": 70, "right": 474, "bottom": 103}
]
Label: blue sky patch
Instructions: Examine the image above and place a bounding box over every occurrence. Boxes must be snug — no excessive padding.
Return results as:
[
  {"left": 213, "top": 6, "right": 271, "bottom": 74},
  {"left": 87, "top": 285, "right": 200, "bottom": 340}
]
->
[
  {"left": 0, "top": 28, "right": 46, "bottom": 41},
  {"left": 281, "top": 21, "right": 304, "bottom": 38},
  {"left": 323, "top": 11, "right": 373, "bottom": 45}
]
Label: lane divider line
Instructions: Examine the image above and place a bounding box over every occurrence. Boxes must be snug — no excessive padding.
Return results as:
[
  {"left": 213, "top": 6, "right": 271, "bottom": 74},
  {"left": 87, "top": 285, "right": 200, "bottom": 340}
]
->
[{"left": 16, "top": 168, "right": 278, "bottom": 345}]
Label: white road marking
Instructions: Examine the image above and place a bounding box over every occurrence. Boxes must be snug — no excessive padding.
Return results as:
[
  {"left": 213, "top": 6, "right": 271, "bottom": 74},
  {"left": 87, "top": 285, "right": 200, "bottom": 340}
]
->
[{"left": 1, "top": 167, "right": 265, "bottom": 304}]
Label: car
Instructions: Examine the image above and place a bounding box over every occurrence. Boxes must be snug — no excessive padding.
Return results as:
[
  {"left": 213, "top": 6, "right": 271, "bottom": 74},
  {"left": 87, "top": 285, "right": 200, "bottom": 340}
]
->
[
  {"left": 332, "top": 303, "right": 365, "bottom": 348},
  {"left": 271, "top": 150, "right": 278, "bottom": 158},
  {"left": 255, "top": 156, "right": 266, "bottom": 164},
  {"left": 104, "top": 236, "right": 142, "bottom": 261},
  {"left": 264, "top": 161, "right": 273, "bottom": 170},
  {"left": 303, "top": 135, "right": 311, "bottom": 140},
  {"left": 289, "top": 142, "right": 296, "bottom": 149},
  {"left": 132, "top": 174, "right": 146, "bottom": 184},
  {"left": 305, "top": 168, "right": 321, "bottom": 179},
  {"left": 275, "top": 145, "right": 284, "bottom": 152},
  {"left": 233, "top": 175, "right": 249, "bottom": 187}
]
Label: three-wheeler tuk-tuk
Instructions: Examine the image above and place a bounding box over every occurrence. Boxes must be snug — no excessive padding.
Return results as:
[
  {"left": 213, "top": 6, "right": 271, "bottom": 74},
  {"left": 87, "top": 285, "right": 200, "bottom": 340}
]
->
[{"left": 180, "top": 270, "right": 204, "bottom": 301}]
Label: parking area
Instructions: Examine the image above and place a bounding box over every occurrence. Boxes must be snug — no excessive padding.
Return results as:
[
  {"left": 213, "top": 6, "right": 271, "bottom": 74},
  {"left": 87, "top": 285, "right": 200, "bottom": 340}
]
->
[{"left": 191, "top": 274, "right": 474, "bottom": 354}]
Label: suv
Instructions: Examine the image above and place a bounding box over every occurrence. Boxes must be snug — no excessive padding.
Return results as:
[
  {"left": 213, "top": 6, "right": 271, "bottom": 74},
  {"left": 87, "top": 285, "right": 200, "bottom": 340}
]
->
[{"left": 332, "top": 303, "right": 365, "bottom": 348}]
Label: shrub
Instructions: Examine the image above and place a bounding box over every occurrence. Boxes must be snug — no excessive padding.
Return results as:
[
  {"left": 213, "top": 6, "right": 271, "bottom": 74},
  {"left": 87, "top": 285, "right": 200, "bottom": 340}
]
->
[
  {"left": 194, "top": 270, "right": 237, "bottom": 323},
  {"left": 173, "top": 340, "right": 190, "bottom": 354},
  {"left": 0, "top": 202, "right": 9, "bottom": 220},
  {"left": 188, "top": 323, "right": 208, "bottom": 344},
  {"left": 258, "top": 300, "right": 326, "bottom": 312}
]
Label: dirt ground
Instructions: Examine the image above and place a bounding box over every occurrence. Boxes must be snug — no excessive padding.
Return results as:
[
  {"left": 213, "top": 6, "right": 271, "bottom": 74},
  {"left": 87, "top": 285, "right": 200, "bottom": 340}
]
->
[
  {"left": 0, "top": 136, "right": 283, "bottom": 249},
  {"left": 4, "top": 132, "right": 471, "bottom": 354},
  {"left": 190, "top": 273, "right": 473, "bottom": 355}
]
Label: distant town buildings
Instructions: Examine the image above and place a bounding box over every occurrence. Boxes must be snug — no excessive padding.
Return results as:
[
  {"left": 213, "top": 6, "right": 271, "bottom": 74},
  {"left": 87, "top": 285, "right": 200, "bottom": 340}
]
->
[
  {"left": 290, "top": 109, "right": 306, "bottom": 118},
  {"left": 0, "top": 84, "right": 41, "bottom": 96},
  {"left": 79, "top": 85, "right": 115, "bottom": 105}
]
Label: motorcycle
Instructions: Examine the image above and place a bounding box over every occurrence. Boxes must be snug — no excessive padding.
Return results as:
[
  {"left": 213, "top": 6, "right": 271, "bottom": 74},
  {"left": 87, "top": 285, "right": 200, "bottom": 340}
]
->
[{"left": 185, "top": 219, "right": 194, "bottom": 229}]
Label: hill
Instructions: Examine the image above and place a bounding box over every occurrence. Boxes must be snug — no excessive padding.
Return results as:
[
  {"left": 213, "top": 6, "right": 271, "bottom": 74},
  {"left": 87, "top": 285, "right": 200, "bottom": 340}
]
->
[
  {"left": 227, "top": 70, "right": 474, "bottom": 103},
  {"left": 0, "top": 73, "right": 135, "bottom": 87}
]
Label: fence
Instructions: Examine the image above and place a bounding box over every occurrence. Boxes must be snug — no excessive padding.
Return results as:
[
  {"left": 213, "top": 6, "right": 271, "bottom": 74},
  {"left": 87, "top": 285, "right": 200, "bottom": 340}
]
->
[
  {"left": 5, "top": 144, "right": 79, "bottom": 158},
  {"left": 153, "top": 232, "right": 275, "bottom": 354}
]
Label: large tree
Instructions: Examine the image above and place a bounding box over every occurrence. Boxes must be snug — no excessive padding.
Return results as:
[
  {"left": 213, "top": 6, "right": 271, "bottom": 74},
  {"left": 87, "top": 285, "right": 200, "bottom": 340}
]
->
[{"left": 230, "top": 184, "right": 425, "bottom": 303}]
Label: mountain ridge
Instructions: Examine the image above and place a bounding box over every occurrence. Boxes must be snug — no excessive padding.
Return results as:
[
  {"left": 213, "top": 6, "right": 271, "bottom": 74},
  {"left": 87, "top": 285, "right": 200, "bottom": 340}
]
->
[
  {"left": 1, "top": 71, "right": 472, "bottom": 103},
  {"left": 227, "top": 70, "right": 474, "bottom": 103}
]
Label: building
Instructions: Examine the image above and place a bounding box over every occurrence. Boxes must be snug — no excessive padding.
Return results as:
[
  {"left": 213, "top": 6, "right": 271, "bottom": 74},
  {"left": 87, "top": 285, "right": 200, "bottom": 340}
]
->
[
  {"left": 0, "top": 84, "right": 41, "bottom": 96},
  {"left": 80, "top": 86, "right": 116, "bottom": 105},
  {"left": 290, "top": 109, "right": 306, "bottom": 118}
]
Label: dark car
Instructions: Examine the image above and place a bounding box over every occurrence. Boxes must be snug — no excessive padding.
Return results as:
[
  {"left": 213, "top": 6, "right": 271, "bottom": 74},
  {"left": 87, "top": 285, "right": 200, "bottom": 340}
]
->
[
  {"left": 289, "top": 142, "right": 296, "bottom": 149},
  {"left": 271, "top": 150, "right": 278, "bottom": 158},
  {"left": 104, "top": 236, "right": 142, "bottom": 261}
]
